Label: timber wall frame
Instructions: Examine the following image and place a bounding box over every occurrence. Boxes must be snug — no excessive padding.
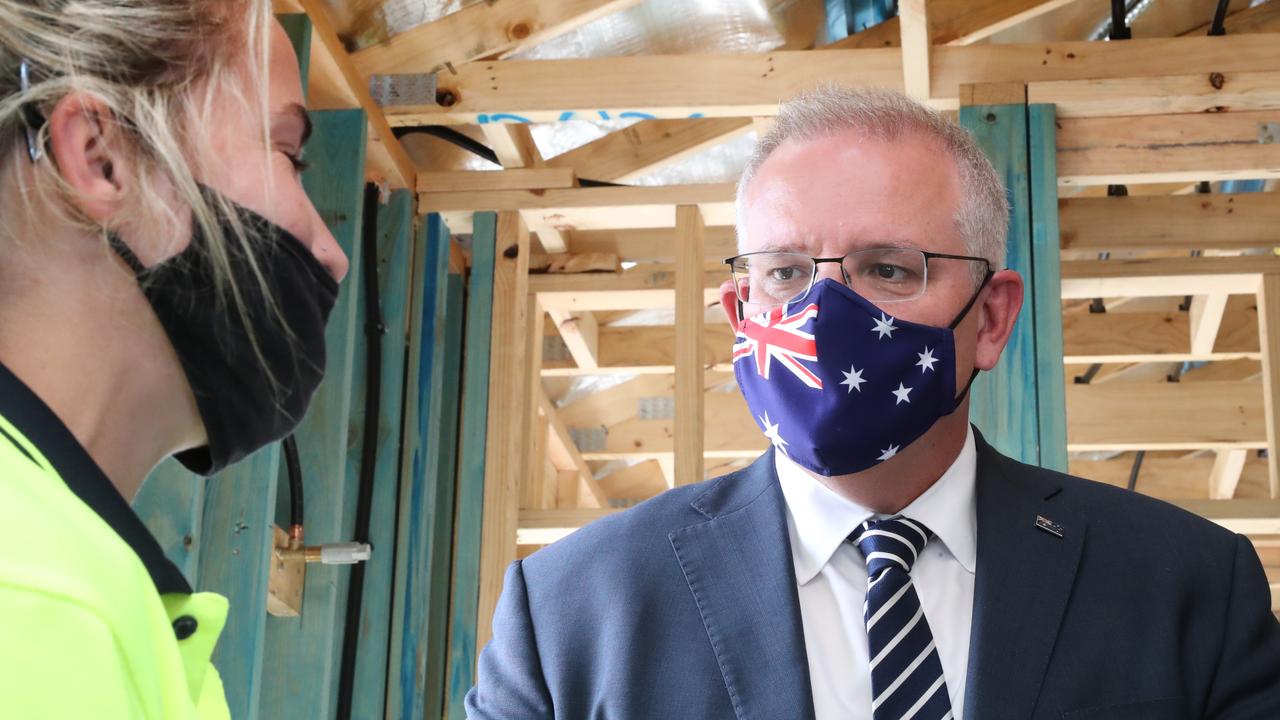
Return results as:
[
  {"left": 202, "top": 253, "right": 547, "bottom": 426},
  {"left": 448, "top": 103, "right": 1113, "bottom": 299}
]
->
[{"left": 126, "top": 3, "right": 1280, "bottom": 719}]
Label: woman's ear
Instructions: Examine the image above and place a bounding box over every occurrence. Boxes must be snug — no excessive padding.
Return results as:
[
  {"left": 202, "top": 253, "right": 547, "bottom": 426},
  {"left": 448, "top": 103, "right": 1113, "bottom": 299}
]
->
[{"left": 46, "top": 93, "right": 133, "bottom": 225}]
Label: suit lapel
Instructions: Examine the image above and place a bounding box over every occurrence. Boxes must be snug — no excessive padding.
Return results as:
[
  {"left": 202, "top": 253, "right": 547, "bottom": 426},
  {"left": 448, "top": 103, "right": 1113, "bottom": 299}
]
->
[
  {"left": 964, "top": 432, "right": 1086, "bottom": 718},
  {"left": 669, "top": 451, "right": 816, "bottom": 720}
]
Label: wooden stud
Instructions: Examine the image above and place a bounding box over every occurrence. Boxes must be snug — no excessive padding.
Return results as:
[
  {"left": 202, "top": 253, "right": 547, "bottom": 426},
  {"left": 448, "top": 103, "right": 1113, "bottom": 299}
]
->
[
  {"left": 480, "top": 123, "right": 543, "bottom": 169},
  {"left": 384, "top": 35, "right": 1280, "bottom": 125},
  {"left": 346, "top": 190, "right": 417, "bottom": 719},
  {"left": 257, "top": 109, "right": 367, "bottom": 720},
  {"left": 547, "top": 310, "right": 600, "bottom": 370},
  {"left": 475, "top": 211, "right": 532, "bottom": 654},
  {"left": 541, "top": 324, "right": 737, "bottom": 376},
  {"left": 420, "top": 183, "right": 737, "bottom": 229},
  {"left": 545, "top": 118, "right": 754, "bottom": 182},
  {"left": 1190, "top": 293, "right": 1231, "bottom": 356},
  {"left": 898, "top": 0, "right": 932, "bottom": 100},
  {"left": 445, "top": 212, "right": 498, "bottom": 719},
  {"left": 417, "top": 168, "right": 577, "bottom": 193},
  {"left": 1259, "top": 274, "right": 1280, "bottom": 498},
  {"left": 1059, "top": 192, "right": 1280, "bottom": 253},
  {"left": 540, "top": 391, "right": 607, "bottom": 508},
  {"left": 1028, "top": 102, "right": 1068, "bottom": 472},
  {"left": 569, "top": 227, "right": 737, "bottom": 263},
  {"left": 520, "top": 297, "right": 548, "bottom": 512},
  {"left": 350, "top": 0, "right": 641, "bottom": 75},
  {"left": 517, "top": 509, "right": 620, "bottom": 545},
  {"left": 528, "top": 251, "right": 622, "bottom": 274},
  {"left": 296, "top": 0, "right": 416, "bottom": 190},
  {"left": 1210, "top": 448, "right": 1251, "bottom": 500},
  {"left": 387, "top": 214, "right": 463, "bottom": 720},
  {"left": 1072, "top": 454, "right": 1270, "bottom": 500},
  {"left": 1065, "top": 381, "right": 1266, "bottom": 452},
  {"left": 675, "top": 205, "right": 706, "bottom": 486},
  {"left": 1060, "top": 256, "right": 1279, "bottom": 299},
  {"left": 1062, "top": 296, "right": 1260, "bottom": 365},
  {"left": 1030, "top": 71, "right": 1280, "bottom": 119},
  {"left": 1056, "top": 110, "right": 1280, "bottom": 186}
]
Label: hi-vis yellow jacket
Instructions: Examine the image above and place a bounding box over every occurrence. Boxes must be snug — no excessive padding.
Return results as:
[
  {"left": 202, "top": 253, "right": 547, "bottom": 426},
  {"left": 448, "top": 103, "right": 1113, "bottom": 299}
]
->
[{"left": 0, "top": 363, "right": 232, "bottom": 719}]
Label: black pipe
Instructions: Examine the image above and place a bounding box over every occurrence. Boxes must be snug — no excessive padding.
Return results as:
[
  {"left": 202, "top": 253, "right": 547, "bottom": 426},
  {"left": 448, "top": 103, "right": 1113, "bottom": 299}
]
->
[
  {"left": 282, "top": 435, "right": 303, "bottom": 530},
  {"left": 1109, "top": 0, "right": 1131, "bottom": 39},
  {"left": 336, "top": 183, "right": 386, "bottom": 719},
  {"left": 1208, "top": 0, "right": 1231, "bottom": 36}
]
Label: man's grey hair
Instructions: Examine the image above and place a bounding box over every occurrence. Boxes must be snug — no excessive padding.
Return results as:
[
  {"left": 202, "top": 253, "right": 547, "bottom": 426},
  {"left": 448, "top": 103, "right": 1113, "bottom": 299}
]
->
[{"left": 736, "top": 85, "right": 1010, "bottom": 273}]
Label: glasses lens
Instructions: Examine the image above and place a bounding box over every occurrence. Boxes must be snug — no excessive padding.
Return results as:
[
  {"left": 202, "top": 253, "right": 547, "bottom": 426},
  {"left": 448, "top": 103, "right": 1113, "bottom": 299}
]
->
[
  {"left": 732, "top": 252, "right": 815, "bottom": 307},
  {"left": 842, "top": 248, "right": 927, "bottom": 302}
]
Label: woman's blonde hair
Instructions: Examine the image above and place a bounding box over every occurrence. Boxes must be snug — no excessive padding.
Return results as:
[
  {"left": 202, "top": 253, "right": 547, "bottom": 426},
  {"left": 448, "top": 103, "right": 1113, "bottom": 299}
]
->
[{"left": 0, "top": 0, "right": 276, "bottom": 316}]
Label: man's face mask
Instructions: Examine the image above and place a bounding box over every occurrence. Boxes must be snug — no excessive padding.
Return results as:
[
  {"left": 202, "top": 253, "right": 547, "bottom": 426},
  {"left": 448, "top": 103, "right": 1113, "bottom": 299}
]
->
[{"left": 730, "top": 252, "right": 991, "bottom": 477}]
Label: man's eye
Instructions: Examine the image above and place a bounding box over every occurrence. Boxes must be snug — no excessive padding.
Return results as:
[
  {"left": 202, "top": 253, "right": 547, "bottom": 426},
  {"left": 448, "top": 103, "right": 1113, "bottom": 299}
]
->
[
  {"left": 768, "top": 267, "right": 801, "bottom": 282},
  {"left": 872, "top": 264, "right": 906, "bottom": 280}
]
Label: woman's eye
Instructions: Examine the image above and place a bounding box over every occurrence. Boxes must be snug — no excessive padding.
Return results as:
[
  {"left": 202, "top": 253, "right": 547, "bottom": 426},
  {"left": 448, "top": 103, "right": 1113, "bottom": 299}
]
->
[{"left": 281, "top": 150, "right": 310, "bottom": 175}]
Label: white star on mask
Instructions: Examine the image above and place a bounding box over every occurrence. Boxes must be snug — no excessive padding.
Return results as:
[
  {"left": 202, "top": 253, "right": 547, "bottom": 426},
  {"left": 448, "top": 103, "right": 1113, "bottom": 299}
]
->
[
  {"left": 877, "top": 444, "right": 900, "bottom": 461},
  {"left": 916, "top": 347, "right": 938, "bottom": 373},
  {"left": 892, "top": 382, "right": 913, "bottom": 405},
  {"left": 760, "top": 413, "right": 789, "bottom": 456},
  {"left": 840, "top": 365, "right": 866, "bottom": 393},
  {"left": 871, "top": 313, "right": 897, "bottom": 340}
]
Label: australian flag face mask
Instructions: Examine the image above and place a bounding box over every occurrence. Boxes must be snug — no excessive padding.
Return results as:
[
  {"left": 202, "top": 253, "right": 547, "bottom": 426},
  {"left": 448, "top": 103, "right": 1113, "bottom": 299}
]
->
[{"left": 733, "top": 277, "right": 987, "bottom": 477}]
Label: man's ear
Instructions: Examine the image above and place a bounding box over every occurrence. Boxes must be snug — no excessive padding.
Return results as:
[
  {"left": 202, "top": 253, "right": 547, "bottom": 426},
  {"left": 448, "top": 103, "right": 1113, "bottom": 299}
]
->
[
  {"left": 46, "top": 93, "right": 132, "bottom": 225},
  {"left": 973, "top": 269, "right": 1024, "bottom": 371},
  {"left": 719, "top": 279, "right": 741, "bottom": 330}
]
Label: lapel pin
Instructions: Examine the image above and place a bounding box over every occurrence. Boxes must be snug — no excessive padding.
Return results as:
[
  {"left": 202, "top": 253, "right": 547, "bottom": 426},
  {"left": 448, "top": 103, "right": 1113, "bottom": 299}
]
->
[{"left": 1035, "top": 515, "right": 1065, "bottom": 538}]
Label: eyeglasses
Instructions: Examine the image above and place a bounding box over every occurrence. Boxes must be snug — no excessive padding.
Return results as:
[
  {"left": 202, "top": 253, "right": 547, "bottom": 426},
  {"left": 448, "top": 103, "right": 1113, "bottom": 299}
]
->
[{"left": 724, "top": 248, "right": 992, "bottom": 309}]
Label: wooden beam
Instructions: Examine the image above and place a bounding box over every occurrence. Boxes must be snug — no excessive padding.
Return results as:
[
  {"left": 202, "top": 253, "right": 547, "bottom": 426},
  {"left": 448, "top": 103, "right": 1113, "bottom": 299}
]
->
[
  {"left": 1210, "top": 448, "right": 1251, "bottom": 500},
  {"left": 384, "top": 35, "right": 1280, "bottom": 125},
  {"left": 480, "top": 123, "right": 543, "bottom": 169},
  {"left": 1059, "top": 295, "right": 1259, "bottom": 363},
  {"left": 531, "top": 262, "right": 724, "bottom": 311},
  {"left": 899, "top": 0, "right": 932, "bottom": 100},
  {"left": 541, "top": 324, "right": 737, "bottom": 376},
  {"left": 1259, "top": 274, "right": 1280, "bottom": 498},
  {"left": 930, "top": 0, "right": 1086, "bottom": 45},
  {"left": 516, "top": 509, "right": 620, "bottom": 545},
  {"left": 1184, "top": 0, "right": 1280, "bottom": 36},
  {"left": 1071, "top": 454, "right": 1271, "bottom": 501},
  {"left": 520, "top": 297, "right": 547, "bottom": 510},
  {"left": 568, "top": 227, "right": 737, "bottom": 263},
  {"left": 545, "top": 118, "right": 754, "bottom": 182},
  {"left": 675, "top": 206, "right": 707, "bottom": 486},
  {"left": 1190, "top": 293, "right": 1231, "bottom": 356},
  {"left": 417, "top": 167, "right": 575, "bottom": 193},
  {"left": 547, "top": 310, "right": 600, "bottom": 370},
  {"left": 476, "top": 211, "right": 531, "bottom": 653},
  {"left": 597, "top": 460, "right": 669, "bottom": 503},
  {"left": 539, "top": 391, "right": 609, "bottom": 508},
  {"left": 421, "top": 183, "right": 737, "bottom": 229},
  {"left": 351, "top": 0, "right": 640, "bottom": 75},
  {"left": 1059, "top": 256, "right": 1280, "bottom": 299},
  {"left": 296, "top": 0, "right": 416, "bottom": 190},
  {"left": 1030, "top": 71, "right": 1280, "bottom": 119},
  {"left": 1059, "top": 192, "right": 1280, "bottom": 253},
  {"left": 1169, "top": 499, "right": 1280, "bottom": 535},
  {"left": 1065, "top": 381, "right": 1266, "bottom": 452},
  {"left": 1056, "top": 110, "right": 1280, "bottom": 186}
]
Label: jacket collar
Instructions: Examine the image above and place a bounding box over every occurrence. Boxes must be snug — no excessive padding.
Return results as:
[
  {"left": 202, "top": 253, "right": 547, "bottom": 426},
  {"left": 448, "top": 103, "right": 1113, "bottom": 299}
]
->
[
  {"left": 964, "top": 429, "right": 1085, "bottom": 718},
  {"left": 0, "top": 360, "right": 192, "bottom": 595},
  {"left": 670, "top": 449, "right": 817, "bottom": 720}
]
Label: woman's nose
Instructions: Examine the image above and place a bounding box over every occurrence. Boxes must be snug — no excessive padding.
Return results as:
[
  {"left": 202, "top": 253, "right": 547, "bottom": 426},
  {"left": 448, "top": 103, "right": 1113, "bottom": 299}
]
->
[{"left": 312, "top": 220, "right": 349, "bottom": 282}]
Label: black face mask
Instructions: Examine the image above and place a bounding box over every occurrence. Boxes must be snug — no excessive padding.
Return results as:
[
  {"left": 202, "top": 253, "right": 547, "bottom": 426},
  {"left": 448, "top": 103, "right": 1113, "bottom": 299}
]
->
[{"left": 109, "top": 187, "right": 339, "bottom": 476}]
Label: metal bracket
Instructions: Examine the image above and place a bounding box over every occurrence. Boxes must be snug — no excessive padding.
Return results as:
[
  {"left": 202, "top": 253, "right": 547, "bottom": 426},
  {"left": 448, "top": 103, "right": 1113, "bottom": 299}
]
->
[{"left": 1260, "top": 122, "right": 1280, "bottom": 145}]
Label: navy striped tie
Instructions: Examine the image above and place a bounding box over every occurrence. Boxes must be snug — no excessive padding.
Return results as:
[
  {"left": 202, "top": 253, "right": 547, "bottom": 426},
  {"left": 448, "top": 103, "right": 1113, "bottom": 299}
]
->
[{"left": 849, "top": 516, "right": 953, "bottom": 720}]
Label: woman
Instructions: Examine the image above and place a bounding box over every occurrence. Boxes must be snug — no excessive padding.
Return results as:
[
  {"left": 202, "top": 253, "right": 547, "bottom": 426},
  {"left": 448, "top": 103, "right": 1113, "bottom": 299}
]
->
[{"left": 0, "top": 2, "right": 346, "bottom": 717}]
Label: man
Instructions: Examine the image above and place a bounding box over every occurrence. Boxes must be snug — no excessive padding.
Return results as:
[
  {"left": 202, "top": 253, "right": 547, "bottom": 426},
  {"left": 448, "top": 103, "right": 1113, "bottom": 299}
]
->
[{"left": 466, "top": 87, "right": 1280, "bottom": 719}]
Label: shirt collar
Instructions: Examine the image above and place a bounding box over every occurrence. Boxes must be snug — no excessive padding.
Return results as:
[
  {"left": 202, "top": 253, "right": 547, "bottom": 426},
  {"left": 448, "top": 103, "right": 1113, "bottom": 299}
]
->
[
  {"left": 778, "top": 425, "right": 978, "bottom": 585},
  {"left": 0, "top": 360, "right": 192, "bottom": 595}
]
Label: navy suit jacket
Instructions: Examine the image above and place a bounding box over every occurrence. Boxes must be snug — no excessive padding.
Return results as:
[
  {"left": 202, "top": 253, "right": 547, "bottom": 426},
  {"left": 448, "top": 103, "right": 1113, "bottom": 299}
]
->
[{"left": 467, "top": 431, "right": 1280, "bottom": 718}]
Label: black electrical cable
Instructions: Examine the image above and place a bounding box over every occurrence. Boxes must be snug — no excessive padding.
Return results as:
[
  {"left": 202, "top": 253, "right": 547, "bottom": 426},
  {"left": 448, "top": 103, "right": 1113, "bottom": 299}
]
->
[
  {"left": 1127, "top": 450, "right": 1146, "bottom": 492},
  {"left": 282, "top": 435, "right": 303, "bottom": 530},
  {"left": 1208, "top": 0, "right": 1231, "bottom": 36},
  {"left": 336, "top": 183, "right": 386, "bottom": 720},
  {"left": 395, "top": 126, "right": 626, "bottom": 187},
  {"left": 1109, "top": 0, "right": 1131, "bottom": 40}
]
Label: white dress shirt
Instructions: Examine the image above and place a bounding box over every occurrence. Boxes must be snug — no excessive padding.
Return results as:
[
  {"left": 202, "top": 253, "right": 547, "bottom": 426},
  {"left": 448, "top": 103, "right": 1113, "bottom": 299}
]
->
[{"left": 777, "top": 426, "right": 978, "bottom": 720}]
